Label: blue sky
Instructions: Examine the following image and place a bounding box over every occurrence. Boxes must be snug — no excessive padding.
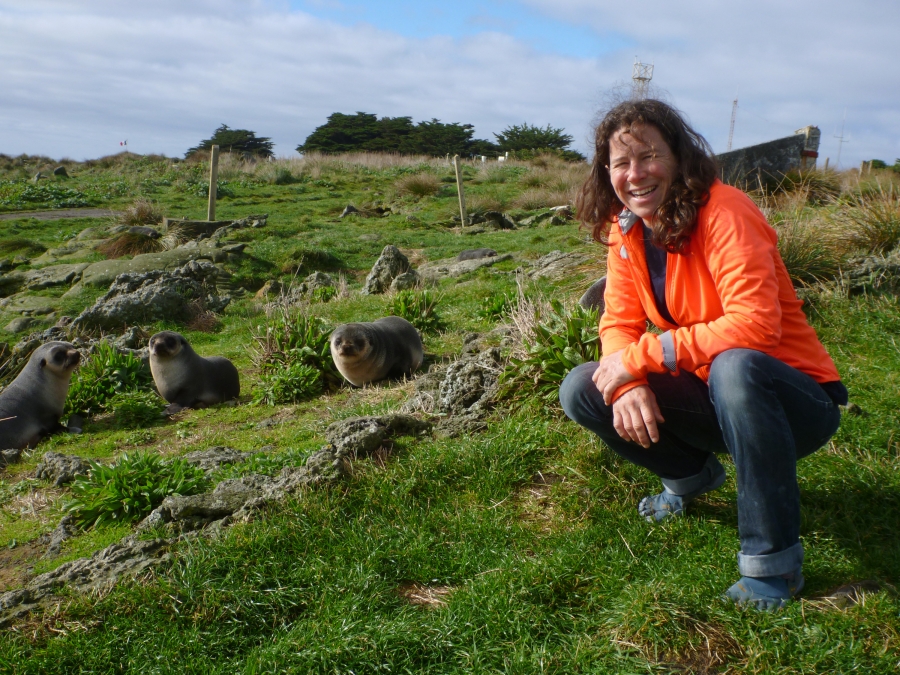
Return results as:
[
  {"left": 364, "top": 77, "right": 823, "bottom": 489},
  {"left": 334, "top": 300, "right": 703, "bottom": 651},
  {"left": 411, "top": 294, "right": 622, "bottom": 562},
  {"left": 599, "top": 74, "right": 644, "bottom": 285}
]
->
[
  {"left": 290, "top": 0, "right": 628, "bottom": 59},
  {"left": 1, "top": 0, "right": 897, "bottom": 167}
]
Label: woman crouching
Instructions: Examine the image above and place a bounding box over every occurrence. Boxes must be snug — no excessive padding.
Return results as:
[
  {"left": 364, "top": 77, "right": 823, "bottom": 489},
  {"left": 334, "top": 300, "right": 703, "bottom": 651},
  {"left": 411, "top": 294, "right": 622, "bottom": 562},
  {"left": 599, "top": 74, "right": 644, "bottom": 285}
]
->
[{"left": 559, "top": 99, "right": 846, "bottom": 611}]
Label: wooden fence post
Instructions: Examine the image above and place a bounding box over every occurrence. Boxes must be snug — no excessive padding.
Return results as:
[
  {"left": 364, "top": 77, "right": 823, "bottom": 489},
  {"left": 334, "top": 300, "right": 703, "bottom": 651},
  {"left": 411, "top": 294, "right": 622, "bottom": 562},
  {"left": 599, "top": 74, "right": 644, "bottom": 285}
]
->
[
  {"left": 207, "top": 145, "right": 220, "bottom": 221},
  {"left": 453, "top": 155, "right": 467, "bottom": 229}
]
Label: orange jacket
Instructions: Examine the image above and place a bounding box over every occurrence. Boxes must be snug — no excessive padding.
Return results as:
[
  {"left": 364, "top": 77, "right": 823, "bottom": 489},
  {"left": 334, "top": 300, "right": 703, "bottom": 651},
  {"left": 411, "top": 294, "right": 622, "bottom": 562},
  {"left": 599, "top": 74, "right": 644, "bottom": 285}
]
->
[{"left": 601, "top": 180, "right": 841, "bottom": 402}]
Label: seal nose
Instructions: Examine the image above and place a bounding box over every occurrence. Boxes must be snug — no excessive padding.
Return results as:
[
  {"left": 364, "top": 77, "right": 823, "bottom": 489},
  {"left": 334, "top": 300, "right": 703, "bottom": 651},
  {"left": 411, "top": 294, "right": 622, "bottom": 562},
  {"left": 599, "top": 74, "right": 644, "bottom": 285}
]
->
[{"left": 66, "top": 350, "right": 81, "bottom": 368}]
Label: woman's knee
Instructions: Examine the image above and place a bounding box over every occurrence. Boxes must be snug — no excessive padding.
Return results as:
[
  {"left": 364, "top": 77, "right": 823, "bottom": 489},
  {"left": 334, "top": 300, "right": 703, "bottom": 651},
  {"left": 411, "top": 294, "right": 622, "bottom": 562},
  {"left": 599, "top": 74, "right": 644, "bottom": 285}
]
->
[
  {"left": 708, "top": 349, "right": 771, "bottom": 408},
  {"left": 559, "top": 362, "right": 606, "bottom": 424}
]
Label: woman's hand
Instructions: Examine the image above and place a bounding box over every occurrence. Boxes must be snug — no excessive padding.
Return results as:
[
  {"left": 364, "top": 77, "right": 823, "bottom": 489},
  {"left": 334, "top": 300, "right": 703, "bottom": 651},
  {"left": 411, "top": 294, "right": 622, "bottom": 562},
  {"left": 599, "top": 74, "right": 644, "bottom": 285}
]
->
[
  {"left": 610, "top": 385, "right": 665, "bottom": 448},
  {"left": 592, "top": 350, "right": 637, "bottom": 405}
]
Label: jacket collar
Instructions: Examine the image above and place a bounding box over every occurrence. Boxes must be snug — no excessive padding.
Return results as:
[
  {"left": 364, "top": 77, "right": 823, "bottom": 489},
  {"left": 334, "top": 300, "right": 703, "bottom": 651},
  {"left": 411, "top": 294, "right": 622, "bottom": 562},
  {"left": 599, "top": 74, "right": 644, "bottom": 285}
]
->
[{"left": 618, "top": 208, "right": 640, "bottom": 234}]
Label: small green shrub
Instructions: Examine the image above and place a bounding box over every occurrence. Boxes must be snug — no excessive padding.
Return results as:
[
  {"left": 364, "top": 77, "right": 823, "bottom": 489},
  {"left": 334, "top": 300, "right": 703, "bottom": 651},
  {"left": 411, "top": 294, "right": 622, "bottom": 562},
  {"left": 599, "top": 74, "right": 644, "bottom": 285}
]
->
[
  {"left": 66, "top": 452, "right": 209, "bottom": 529},
  {"left": 504, "top": 300, "right": 600, "bottom": 401},
  {"left": 309, "top": 285, "right": 337, "bottom": 303},
  {"left": 252, "top": 362, "right": 323, "bottom": 405},
  {"left": 65, "top": 342, "right": 154, "bottom": 416},
  {"left": 109, "top": 390, "right": 166, "bottom": 428},
  {"left": 389, "top": 289, "right": 442, "bottom": 333},
  {"left": 250, "top": 310, "right": 340, "bottom": 396},
  {"left": 477, "top": 293, "right": 514, "bottom": 321}
]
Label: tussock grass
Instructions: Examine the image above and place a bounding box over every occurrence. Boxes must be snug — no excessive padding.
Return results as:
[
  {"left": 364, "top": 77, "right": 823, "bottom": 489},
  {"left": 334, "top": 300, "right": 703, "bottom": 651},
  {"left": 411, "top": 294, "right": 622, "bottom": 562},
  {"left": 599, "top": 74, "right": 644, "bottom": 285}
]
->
[
  {"left": 394, "top": 172, "right": 440, "bottom": 198},
  {"left": 96, "top": 232, "right": 164, "bottom": 258},
  {"left": 834, "top": 181, "right": 900, "bottom": 255},
  {"left": 774, "top": 214, "right": 845, "bottom": 286},
  {"left": 511, "top": 187, "right": 571, "bottom": 210},
  {"left": 117, "top": 198, "right": 163, "bottom": 227}
]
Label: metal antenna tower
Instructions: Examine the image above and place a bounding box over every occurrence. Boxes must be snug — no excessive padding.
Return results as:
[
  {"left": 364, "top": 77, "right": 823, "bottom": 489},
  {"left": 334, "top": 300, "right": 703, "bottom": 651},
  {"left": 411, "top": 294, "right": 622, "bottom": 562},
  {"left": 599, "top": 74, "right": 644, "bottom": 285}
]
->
[
  {"left": 726, "top": 97, "right": 738, "bottom": 151},
  {"left": 632, "top": 57, "right": 654, "bottom": 99},
  {"left": 834, "top": 108, "right": 849, "bottom": 169}
]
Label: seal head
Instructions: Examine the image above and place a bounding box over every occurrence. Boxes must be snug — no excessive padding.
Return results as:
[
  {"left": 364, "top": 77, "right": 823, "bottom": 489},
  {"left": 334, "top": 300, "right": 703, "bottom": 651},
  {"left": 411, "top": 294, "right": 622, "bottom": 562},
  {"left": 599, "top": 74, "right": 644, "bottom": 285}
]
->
[
  {"left": 148, "top": 330, "right": 240, "bottom": 408},
  {"left": 0, "top": 341, "right": 80, "bottom": 450},
  {"left": 330, "top": 316, "right": 423, "bottom": 387}
]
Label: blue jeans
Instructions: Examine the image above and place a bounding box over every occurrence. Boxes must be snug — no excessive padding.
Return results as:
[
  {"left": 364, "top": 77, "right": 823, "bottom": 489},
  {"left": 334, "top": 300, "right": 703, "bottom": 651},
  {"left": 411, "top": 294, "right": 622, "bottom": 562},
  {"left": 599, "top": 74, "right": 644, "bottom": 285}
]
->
[{"left": 559, "top": 349, "right": 842, "bottom": 577}]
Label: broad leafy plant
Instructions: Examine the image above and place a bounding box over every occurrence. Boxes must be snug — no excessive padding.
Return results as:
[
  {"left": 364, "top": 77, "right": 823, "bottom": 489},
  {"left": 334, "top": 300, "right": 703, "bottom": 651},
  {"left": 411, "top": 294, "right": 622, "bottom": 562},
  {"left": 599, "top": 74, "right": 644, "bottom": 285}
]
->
[
  {"left": 504, "top": 300, "right": 600, "bottom": 401},
  {"left": 65, "top": 341, "right": 155, "bottom": 416},
  {"left": 66, "top": 452, "right": 209, "bottom": 529},
  {"left": 250, "top": 309, "right": 340, "bottom": 404},
  {"left": 389, "top": 289, "right": 442, "bottom": 334}
]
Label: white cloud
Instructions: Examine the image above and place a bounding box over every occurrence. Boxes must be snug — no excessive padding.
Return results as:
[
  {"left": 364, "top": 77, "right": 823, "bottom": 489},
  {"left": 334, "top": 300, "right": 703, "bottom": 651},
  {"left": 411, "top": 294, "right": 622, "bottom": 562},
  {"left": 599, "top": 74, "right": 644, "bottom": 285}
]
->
[
  {"left": 0, "top": 0, "right": 896, "bottom": 166},
  {"left": 520, "top": 0, "right": 900, "bottom": 165}
]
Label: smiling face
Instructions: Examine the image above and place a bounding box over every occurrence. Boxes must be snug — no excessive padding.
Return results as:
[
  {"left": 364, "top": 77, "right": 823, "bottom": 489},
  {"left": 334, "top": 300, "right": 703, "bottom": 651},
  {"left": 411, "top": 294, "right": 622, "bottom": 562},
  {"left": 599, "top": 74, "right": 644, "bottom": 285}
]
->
[{"left": 607, "top": 123, "right": 677, "bottom": 223}]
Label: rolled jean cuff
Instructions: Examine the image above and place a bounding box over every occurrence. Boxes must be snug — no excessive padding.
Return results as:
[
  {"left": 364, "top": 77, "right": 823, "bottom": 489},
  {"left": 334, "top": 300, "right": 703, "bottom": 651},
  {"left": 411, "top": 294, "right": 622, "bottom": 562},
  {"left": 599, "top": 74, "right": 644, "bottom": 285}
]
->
[
  {"left": 738, "top": 542, "right": 804, "bottom": 577},
  {"left": 661, "top": 454, "right": 724, "bottom": 496}
]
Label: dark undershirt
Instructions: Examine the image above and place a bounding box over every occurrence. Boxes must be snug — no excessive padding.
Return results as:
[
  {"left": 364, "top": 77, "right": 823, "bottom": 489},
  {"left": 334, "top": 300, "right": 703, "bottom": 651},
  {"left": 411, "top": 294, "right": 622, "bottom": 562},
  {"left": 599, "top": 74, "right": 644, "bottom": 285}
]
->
[
  {"left": 643, "top": 223, "right": 676, "bottom": 326},
  {"left": 640, "top": 223, "right": 848, "bottom": 406}
]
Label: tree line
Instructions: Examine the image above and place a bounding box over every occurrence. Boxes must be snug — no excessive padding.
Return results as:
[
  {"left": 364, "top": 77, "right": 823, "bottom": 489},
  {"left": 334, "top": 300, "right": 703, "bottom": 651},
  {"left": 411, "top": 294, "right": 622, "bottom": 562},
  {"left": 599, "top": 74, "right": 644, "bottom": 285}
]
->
[{"left": 187, "top": 115, "right": 585, "bottom": 162}]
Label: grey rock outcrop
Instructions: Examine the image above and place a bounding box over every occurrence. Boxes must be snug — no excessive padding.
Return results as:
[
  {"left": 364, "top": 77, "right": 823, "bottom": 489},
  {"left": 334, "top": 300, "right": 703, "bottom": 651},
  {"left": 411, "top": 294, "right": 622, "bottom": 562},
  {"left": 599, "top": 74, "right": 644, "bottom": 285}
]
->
[
  {"left": 390, "top": 270, "right": 422, "bottom": 291},
  {"left": 52, "top": 166, "right": 69, "bottom": 178},
  {"left": 183, "top": 447, "right": 253, "bottom": 475},
  {"left": 0, "top": 448, "right": 23, "bottom": 468},
  {"left": 527, "top": 251, "right": 592, "bottom": 280},
  {"left": 419, "top": 254, "right": 512, "bottom": 281},
  {"left": 0, "top": 538, "right": 170, "bottom": 628},
  {"left": 0, "top": 413, "right": 433, "bottom": 626},
  {"left": 35, "top": 451, "right": 90, "bottom": 486},
  {"left": 363, "top": 245, "right": 411, "bottom": 294},
  {"left": 845, "top": 253, "right": 900, "bottom": 295},
  {"left": 73, "top": 260, "right": 231, "bottom": 330},
  {"left": 3, "top": 317, "right": 37, "bottom": 334},
  {"left": 23, "top": 263, "right": 90, "bottom": 291},
  {"left": 579, "top": 276, "right": 607, "bottom": 314},
  {"left": 139, "top": 414, "right": 431, "bottom": 535},
  {"left": 403, "top": 347, "right": 504, "bottom": 436}
]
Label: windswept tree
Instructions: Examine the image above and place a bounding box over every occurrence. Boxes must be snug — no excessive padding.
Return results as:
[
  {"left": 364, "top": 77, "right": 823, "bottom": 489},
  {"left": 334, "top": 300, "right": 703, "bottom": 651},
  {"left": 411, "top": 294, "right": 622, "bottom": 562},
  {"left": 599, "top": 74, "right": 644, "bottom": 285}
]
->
[
  {"left": 297, "top": 113, "right": 498, "bottom": 156},
  {"left": 186, "top": 124, "right": 274, "bottom": 159},
  {"left": 494, "top": 123, "right": 585, "bottom": 161}
]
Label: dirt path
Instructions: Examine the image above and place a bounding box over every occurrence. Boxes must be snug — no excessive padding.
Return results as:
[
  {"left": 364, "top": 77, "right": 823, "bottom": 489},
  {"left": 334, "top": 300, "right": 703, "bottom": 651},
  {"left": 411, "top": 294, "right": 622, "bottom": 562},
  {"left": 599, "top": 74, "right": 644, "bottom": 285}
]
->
[{"left": 0, "top": 208, "right": 121, "bottom": 221}]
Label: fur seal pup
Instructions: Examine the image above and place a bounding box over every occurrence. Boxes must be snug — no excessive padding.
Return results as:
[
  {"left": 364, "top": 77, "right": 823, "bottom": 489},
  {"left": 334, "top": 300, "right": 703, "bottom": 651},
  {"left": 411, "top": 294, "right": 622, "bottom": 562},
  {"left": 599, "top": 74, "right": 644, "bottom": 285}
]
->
[
  {"left": 456, "top": 248, "right": 497, "bottom": 262},
  {"left": 0, "top": 341, "right": 80, "bottom": 450},
  {"left": 148, "top": 331, "right": 240, "bottom": 410},
  {"left": 330, "top": 316, "right": 423, "bottom": 386}
]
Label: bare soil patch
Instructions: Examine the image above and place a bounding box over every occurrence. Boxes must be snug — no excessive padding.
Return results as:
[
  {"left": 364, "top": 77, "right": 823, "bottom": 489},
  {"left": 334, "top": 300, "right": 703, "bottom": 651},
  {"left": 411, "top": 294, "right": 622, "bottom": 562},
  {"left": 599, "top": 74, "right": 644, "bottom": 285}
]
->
[{"left": 0, "top": 538, "right": 44, "bottom": 592}]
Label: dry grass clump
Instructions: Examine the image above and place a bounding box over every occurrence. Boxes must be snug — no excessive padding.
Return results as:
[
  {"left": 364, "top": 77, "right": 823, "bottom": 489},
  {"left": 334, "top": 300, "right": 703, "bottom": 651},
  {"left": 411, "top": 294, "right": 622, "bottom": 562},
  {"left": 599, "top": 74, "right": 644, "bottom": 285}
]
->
[
  {"left": 184, "top": 300, "right": 222, "bottom": 333},
  {"left": 466, "top": 192, "right": 508, "bottom": 214},
  {"left": 774, "top": 215, "right": 844, "bottom": 287},
  {"left": 511, "top": 188, "right": 572, "bottom": 211},
  {"left": 96, "top": 232, "right": 164, "bottom": 259},
  {"left": 834, "top": 181, "right": 900, "bottom": 255},
  {"left": 395, "top": 172, "right": 440, "bottom": 198},
  {"left": 118, "top": 198, "right": 163, "bottom": 227}
]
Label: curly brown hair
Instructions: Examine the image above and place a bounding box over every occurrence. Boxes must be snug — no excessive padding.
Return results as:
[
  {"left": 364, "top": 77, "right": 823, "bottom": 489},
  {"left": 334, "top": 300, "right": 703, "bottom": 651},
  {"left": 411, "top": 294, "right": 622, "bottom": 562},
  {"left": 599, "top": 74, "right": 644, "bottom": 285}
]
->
[{"left": 576, "top": 99, "right": 718, "bottom": 253}]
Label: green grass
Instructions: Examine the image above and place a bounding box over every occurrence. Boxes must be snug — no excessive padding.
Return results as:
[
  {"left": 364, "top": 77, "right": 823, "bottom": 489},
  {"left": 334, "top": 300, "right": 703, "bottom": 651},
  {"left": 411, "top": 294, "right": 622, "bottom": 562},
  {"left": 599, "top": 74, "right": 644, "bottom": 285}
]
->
[{"left": 0, "top": 154, "right": 898, "bottom": 673}]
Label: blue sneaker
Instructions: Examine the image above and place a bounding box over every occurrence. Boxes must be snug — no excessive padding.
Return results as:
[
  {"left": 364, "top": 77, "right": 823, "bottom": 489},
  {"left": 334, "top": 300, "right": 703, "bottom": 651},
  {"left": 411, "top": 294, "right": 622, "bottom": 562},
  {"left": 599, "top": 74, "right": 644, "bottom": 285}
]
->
[
  {"left": 638, "top": 455, "right": 726, "bottom": 522},
  {"left": 724, "top": 571, "right": 805, "bottom": 611}
]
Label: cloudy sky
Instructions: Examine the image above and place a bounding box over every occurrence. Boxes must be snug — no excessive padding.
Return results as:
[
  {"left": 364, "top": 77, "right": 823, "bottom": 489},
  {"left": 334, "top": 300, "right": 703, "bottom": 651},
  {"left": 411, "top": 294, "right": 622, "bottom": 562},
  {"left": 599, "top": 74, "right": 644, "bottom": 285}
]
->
[{"left": 1, "top": 0, "right": 897, "bottom": 168}]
